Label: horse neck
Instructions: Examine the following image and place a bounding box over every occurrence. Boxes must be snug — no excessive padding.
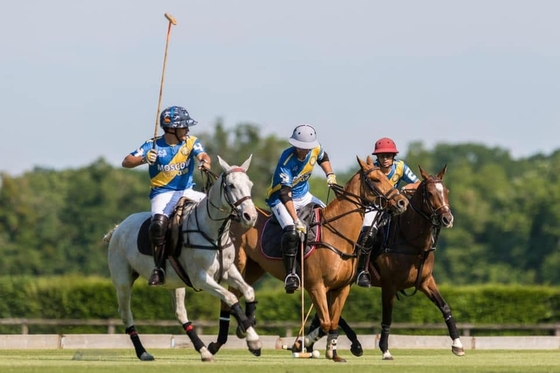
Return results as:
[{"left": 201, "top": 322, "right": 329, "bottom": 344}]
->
[
  {"left": 197, "top": 175, "right": 232, "bottom": 231},
  {"left": 321, "top": 172, "right": 364, "bottom": 244},
  {"left": 394, "top": 182, "right": 434, "bottom": 249}
]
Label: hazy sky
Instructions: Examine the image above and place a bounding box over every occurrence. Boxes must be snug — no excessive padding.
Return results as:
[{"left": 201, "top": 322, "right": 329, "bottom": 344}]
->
[{"left": 1, "top": 0, "right": 559, "bottom": 176}]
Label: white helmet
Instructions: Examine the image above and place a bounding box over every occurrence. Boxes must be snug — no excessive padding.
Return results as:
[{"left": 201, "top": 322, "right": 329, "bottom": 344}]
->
[{"left": 288, "top": 124, "right": 319, "bottom": 149}]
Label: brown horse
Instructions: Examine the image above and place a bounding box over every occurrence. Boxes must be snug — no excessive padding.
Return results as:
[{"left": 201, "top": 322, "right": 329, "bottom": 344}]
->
[
  {"left": 308, "top": 164, "right": 465, "bottom": 360},
  {"left": 208, "top": 155, "right": 409, "bottom": 362}
]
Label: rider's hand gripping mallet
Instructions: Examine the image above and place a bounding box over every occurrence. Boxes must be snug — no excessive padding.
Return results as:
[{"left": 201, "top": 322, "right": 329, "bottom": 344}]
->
[{"left": 152, "top": 13, "right": 178, "bottom": 150}]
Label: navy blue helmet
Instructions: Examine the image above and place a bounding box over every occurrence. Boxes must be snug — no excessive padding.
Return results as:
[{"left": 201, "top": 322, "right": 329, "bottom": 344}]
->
[{"left": 159, "top": 106, "right": 197, "bottom": 129}]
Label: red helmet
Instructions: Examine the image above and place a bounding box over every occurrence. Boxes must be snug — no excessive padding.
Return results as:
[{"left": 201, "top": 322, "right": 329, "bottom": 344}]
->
[{"left": 372, "top": 137, "right": 399, "bottom": 154}]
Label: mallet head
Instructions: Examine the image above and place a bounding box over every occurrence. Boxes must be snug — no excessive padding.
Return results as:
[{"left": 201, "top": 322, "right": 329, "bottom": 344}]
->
[{"left": 164, "top": 13, "right": 177, "bottom": 25}]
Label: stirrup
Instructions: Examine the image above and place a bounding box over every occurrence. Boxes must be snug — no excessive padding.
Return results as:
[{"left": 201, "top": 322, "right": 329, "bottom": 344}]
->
[
  {"left": 356, "top": 270, "right": 371, "bottom": 288},
  {"left": 148, "top": 267, "right": 165, "bottom": 286},
  {"left": 284, "top": 273, "right": 300, "bottom": 294}
]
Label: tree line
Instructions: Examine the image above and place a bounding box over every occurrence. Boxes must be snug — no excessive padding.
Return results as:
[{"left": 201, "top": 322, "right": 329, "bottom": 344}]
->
[{"left": 1, "top": 120, "right": 559, "bottom": 285}]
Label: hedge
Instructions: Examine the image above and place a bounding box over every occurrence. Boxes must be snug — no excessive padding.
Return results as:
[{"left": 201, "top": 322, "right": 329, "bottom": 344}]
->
[{"left": 0, "top": 276, "right": 558, "bottom": 335}]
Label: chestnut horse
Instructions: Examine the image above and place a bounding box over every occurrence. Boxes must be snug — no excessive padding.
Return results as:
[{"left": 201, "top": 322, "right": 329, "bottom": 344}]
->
[
  {"left": 209, "top": 155, "right": 409, "bottom": 362},
  {"left": 309, "top": 164, "right": 465, "bottom": 360}
]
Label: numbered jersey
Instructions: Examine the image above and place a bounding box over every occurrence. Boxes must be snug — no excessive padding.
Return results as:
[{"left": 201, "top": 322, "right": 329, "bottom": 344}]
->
[
  {"left": 266, "top": 145, "right": 325, "bottom": 207},
  {"left": 374, "top": 159, "right": 419, "bottom": 188},
  {"left": 130, "top": 135, "right": 206, "bottom": 198}
]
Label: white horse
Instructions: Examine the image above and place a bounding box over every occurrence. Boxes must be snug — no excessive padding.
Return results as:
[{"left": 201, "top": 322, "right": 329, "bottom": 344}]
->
[{"left": 104, "top": 155, "right": 260, "bottom": 362}]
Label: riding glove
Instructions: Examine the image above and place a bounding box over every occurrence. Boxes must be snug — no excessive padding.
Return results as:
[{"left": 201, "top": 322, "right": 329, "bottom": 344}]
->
[
  {"left": 294, "top": 219, "right": 307, "bottom": 234},
  {"left": 326, "top": 173, "right": 337, "bottom": 186},
  {"left": 144, "top": 149, "right": 157, "bottom": 165},
  {"left": 198, "top": 159, "right": 210, "bottom": 170}
]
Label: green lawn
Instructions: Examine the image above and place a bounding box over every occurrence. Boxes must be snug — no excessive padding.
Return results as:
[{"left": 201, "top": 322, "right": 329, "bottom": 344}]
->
[{"left": 0, "top": 349, "right": 558, "bottom": 373}]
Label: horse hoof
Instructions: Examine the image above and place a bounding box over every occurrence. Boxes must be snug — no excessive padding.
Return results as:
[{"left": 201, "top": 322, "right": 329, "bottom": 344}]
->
[
  {"left": 139, "top": 352, "right": 154, "bottom": 361},
  {"left": 247, "top": 339, "right": 262, "bottom": 356},
  {"left": 332, "top": 355, "right": 347, "bottom": 363},
  {"left": 199, "top": 347, "right": 214, "bottom": 362},
  {"left": 208, "top": 342, "right": 222, "bottom": 355},
  {"left": 291, "top": 340, "right": 303, "bottom": 353},
  {"left": 249, "top": 347, "right": 262, "bottom": 357},
  {"left": 351, "top": 343, "right": 363, "bottom": 357},
  {"left": 452, "top": 346, "right": 465, "bottom": 356},
  {"left": 382, "top": 350, "right": 394, "bottom": 360}
]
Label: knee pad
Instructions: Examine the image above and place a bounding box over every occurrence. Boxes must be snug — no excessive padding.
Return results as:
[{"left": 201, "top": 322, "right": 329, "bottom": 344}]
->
[
  {"left": 149, "top": 214, "right": 169, "bottom": 244},
  {"left": 281, "top": 227, "right": 299, "bottom": 256}
]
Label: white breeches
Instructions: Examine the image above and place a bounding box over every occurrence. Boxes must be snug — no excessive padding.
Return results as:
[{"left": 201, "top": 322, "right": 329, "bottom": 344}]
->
[
  {"left": 270, "top": 192, "right": 325, "bottom": 229},
  {"left": 151, "top": 188, "right": 206, "bottom": 217}
]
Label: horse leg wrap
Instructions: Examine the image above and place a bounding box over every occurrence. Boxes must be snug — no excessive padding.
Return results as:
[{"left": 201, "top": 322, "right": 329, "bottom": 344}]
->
[
  {"left": 326, "top": 332, "right": 338, "bottom": 359},
  {"left": 231, "top": 302, "right": 252, "bottom": 333},
  {"left": 445, "top": 315, "right": 460, "bottom": 340},
  {"left": 125, "top": 326, "right": 146, "bottom": 358},
  {"left": 379, "top": 323, "right": 390, "bottom": 352},
  {"left": 183, "top": 322, "right": 205, "bottom": 352},
  {"left": 304, "top": 325, "right": 325, "bottom": 347},
  {"left": 339, "top": 317, "right": 358, "bottom": 342},
  {"left": 245, "top": 300, "right": 258, "bottom": 326},
  {"left": 217, "top": 310, "right": 231, "bottom": 345}
]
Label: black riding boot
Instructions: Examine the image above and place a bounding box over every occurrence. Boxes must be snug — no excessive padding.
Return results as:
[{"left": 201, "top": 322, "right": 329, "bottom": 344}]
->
[
  {"left": 148, "top": 214, "right": 169, "bottom": 286},
  {"left": 356, "top": 226, "right": 376, "bottom": 288},
  {"left": 281, "top": 227, "right": 300, "bottom": 294}
]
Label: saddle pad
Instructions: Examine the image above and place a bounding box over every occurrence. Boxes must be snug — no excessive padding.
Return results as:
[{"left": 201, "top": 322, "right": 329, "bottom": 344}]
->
[
  {"left": 260, "top": 209, "right": 320, "bottom": 259},
  {"left": 135, "top": 199, "right": 196, "bottom": 258},
  {"left": 136, "top": 217, "right": 152, "bottom": 256}
]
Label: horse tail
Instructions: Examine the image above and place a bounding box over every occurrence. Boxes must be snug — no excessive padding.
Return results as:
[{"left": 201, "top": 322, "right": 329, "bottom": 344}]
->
[{"left": 102, "top": 225, "right": 119, "bottom": 244}]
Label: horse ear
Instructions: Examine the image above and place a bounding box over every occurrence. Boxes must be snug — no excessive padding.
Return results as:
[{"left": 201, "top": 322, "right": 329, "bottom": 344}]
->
[
  {"left": 217, "top": 155, "right": 231, "bottom": 172},
  {"left": 357, "top": 155, "right": 366, "bottom": 169},
  {"left": 437, "top": 164, "right": 448, "bottom": 179},
  {"left": 418, "top": 165, "right": 429, "bottom": 179},
  {"left": 240, "top": 154, "right": 253, "bottom": 171}
]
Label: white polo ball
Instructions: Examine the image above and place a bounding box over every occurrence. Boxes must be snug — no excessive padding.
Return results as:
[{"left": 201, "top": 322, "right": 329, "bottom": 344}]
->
[{"left": 312, "top": 350, "right": 320, "bottom": 358}]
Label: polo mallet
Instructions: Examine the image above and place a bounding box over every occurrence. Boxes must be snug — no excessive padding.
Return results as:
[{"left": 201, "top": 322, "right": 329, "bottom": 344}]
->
[
  {"left": 291, "top": 231, "right": 318, "bottom": 358},
  {"left": 152, "top": 13, "right": 178, "bottom": 149}
]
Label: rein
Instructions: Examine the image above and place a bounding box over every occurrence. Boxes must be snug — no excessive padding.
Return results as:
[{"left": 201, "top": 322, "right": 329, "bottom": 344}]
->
[
  {"left": 179, "top": 166, "right": 253, "bottom": 284},
  {"left": 183, "top": 167, "right": 252, "bottom": 250},
  {"left": 311, "top": 168, "right": 402, "bottom": 258}
]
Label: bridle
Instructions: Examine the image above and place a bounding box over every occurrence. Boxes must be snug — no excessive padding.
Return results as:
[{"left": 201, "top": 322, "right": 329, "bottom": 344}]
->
[
  {"left": 409, "top": 178, "right": 451, "bottom": 227},
  {"left": 206, "top": 167, "right": 253, "bottom": 222},
  {"left": 329, "top": 167, "right": 402, "bottom": 217},
  {"left": 315, "top": 167, "right": 403, "bottom": 258},
  {"left": 183, "top": 167, "right": 253, "bottom": 250}
]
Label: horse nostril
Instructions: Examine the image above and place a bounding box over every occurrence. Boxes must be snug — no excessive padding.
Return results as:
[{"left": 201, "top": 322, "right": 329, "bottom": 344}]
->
[{"left": 398, "top": 199, "right": 407, "bottom": 208}]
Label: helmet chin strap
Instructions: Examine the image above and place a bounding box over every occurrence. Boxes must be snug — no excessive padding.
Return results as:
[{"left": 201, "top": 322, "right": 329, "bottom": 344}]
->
[{"left": 164, "top": 128, "right": 188, "bottom": 143}]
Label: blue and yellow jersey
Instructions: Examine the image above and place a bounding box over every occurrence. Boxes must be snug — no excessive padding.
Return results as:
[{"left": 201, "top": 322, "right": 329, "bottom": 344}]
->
[
  {"left": 374, "top": 159, "right": 419, "bottom": 188},
  {"left": 265, "top": 145, "right": 325, "bottom": 207},
  {"left": 130, "top": 135, "right": 206, "bottom": 198}
]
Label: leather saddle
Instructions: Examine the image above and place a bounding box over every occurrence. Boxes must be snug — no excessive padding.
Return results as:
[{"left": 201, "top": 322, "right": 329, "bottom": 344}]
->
[
  {"left": 260, "top": 203, "right": 322, "bottom": 260},
  {"left": 136, "top": 197, "right": 197, "bottom": 258}
]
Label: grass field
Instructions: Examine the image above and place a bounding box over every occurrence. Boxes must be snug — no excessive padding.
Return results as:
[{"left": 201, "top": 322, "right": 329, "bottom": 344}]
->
[{"left": 0, "top": 348, "right": 559, "bottom": 373}]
